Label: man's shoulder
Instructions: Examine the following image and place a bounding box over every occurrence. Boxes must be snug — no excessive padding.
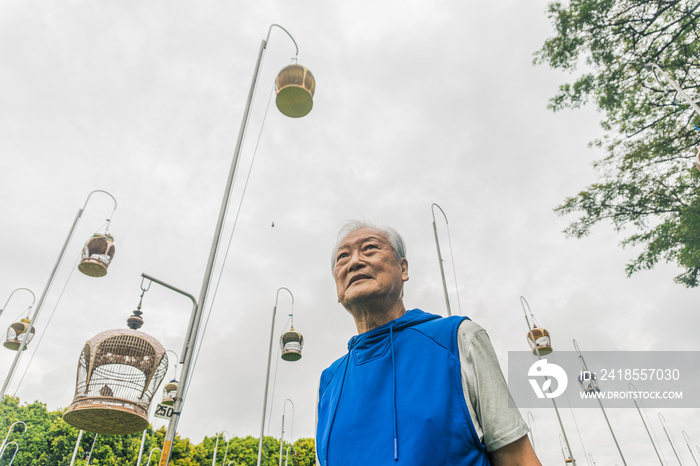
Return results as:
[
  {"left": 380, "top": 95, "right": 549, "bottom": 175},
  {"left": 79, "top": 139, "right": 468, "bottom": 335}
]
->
[
  {"left": 405, "top": 310, "right": 470, "bottom": 353},
  {"left": 319, "top": 353, "right": 348, "bottom": 391}
]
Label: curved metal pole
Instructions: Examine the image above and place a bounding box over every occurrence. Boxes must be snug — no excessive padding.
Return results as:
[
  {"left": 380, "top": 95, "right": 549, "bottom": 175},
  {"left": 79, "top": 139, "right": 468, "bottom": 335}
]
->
[
  {"left": 1, "top": 190, "right": 117, "bottom": 399},
  {"left": 0, "top": 288, "right": 36, "bottom": 319},
  {"left": 258, "top": 288, "right": 294, "bottom": 466},
  {"left": 659, "top": 413, "right": 683, "bottom": 465},
  {"left": 431, "top": 203, "right": 451, "bottom": 316},
  {"left": 147, "top": 448, "right": 161, "bottom": 466},
  {"left": 85, "top": 433, "right": 98, "bottom": 465},
  {"left": 521, "top": 297, "right": 576, "bottom": 465},
  {"left": 279, "top": 399, "right": 295, "bottom": 466},
  {"left": 683, "top": 431, "right": 699, "bottom": 466},
  {"left": 221, "top": 430, "right": 231, "bottom": 466},
  {"left": 0, "top": 441, "right": 18, "bottom": 465},
  {"left": 645, "top": 63, "right": 700, "bottom": 117},
  {"left": 212, "top": 434, "right": 220, "bottom": 466},
  {"left": 587, "top": 453, "right": 596, "bottom": 466},
  {"left": 285, "top": 445, "right": 296, "bottom": 466},
  {"left": 628, "top": 382, "right": 664, "bottom": 465},
  {"left": 0, "top": 421, "right": 26, "bottom": 458},
  {"left": 82, "top": 189, "right": 118, "bottom": 233},
  {"left": 573, "top": 339, "right": 626, "bottom": 466},
  {"left": 159, "top": 22, "right": 303, "bottom": 466},
  {"left": 266, "top": 24, "right": 299, "bottom": 57}
]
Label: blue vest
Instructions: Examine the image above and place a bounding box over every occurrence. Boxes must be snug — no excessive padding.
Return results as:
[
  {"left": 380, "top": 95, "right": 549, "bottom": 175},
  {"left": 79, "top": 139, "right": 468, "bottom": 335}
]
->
[{"left": 317, "top": 309, "right": 490, "bottom": 465}]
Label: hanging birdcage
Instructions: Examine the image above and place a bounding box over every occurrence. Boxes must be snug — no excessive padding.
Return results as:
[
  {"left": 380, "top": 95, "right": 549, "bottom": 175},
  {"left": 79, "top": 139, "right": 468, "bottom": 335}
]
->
[
  {"left": 63, "top": 307, "right": 167, "bottom": 435},
  {"left": 275, "top": 64, "right": 316, "bottom": 118},
  {"left": 161, "top": 379, "right": 178, "bottom": 406},
  {"left": 280, "top": 327, "right": 303, "bottom": 361},
  {"left": 78, "top": 233, "right": 116, "bottom": 278},
  {"left": 526, "top": 326, "right": 552, "bottom": 356},
  {"left": 577, "top": 370, "right": 600, "bottom": 394},
  {"left": 3, "top": 318, "right": 35, "bottom": 351}
]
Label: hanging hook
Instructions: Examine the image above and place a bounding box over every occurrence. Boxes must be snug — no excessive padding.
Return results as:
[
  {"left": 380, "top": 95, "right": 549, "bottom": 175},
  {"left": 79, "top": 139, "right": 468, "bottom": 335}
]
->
[{"left": 82, "top": 190, "right": 118, "bottom": 234}]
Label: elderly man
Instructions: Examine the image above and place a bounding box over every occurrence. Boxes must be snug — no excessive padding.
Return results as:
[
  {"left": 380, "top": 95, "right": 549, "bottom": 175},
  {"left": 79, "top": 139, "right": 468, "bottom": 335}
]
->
[{"left": 316, "top": 221, "right": 540, "bottom": 465}]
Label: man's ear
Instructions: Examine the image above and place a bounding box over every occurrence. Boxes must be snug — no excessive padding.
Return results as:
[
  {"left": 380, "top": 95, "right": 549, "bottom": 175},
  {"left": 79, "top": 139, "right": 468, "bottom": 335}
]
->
[{"left": 401, "top": 258, "right": 409, "bottom": 282}]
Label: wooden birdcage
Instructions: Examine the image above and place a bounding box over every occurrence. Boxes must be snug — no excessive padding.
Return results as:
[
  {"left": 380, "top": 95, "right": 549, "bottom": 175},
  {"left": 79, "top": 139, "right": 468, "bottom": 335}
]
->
[
  {"left": 3, "top": 318, "right": 35, "bottom": 351},
  {"left": 63, "top": 327, "right": 167, "bottom": 435},
  {"left": 526, "top": 326, "right": 552, "bottom": 356},
  {"left": 280, "top": 327, "right": 303, "bottom": 361},
  {"left": 78, "top": 233, "right": 116, "bottom": 278},
  {"left": 275, "top": 64, "right": 315, "bottom": 118},
  {"left": 161, "top": 379, "right": 178, "bottom": 406}
]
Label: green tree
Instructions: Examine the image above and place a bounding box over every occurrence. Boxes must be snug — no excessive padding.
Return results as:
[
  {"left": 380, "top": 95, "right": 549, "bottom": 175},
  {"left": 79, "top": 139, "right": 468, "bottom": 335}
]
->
[{"left": 536, "top": 0, "right": 700, "bottom": 285}]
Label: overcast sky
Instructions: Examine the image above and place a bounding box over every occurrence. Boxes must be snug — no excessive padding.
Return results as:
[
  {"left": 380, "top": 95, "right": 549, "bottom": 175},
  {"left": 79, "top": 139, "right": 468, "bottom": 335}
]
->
[{"left": 1, "top": 1, "right": 699, "bottom": 464}]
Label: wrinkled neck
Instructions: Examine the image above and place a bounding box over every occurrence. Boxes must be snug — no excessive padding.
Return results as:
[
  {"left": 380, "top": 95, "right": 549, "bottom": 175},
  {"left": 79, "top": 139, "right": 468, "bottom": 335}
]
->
[{"left": 348, "top": 299, "right": 406, "bottom": 334}]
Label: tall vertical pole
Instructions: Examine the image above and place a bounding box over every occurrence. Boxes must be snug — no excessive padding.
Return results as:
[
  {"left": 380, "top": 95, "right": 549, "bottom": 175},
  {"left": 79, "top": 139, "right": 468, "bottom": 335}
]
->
[
  {"left": 683, "top": 431, "right": 699, "bottom": 466},
  {"left": 69, "top": 430, "right": 84, "bottom": 466},
  {"left": 431, "top": 204, "right": 451, "bottom": 316},
  {"left": 574, "top": 340, "right": 626, "bottom": 466},
  {"left": 258, "top": 288, "right": 294, "bottom": 466},
  {"left": 521, "top": 297, "right": 576, "bottom": 465},
  {"left": 628, "top": 383, "right": 664, "bottom": 465},
  {"left": 158, "top": 24, "right": 303, "bottom": 466},
  {"left": 279, "top": 399, "right": 294, "bottom": 466},
  {"left": 659, "top": 413, "right": 683, "bottom": 465}
]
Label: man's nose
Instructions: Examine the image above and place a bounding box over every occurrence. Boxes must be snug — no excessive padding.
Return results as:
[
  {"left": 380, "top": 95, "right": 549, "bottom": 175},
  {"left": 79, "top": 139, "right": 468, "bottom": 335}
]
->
[{"left": 347, "top": 249, "right": 365, "bottom": 272}]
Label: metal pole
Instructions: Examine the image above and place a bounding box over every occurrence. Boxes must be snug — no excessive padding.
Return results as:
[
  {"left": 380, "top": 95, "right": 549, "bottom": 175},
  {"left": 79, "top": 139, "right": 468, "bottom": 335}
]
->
[
  {"left": 521, "top": 297, "right": 576, "bottom": 465},
  {"left": 258, "top": 288, "right": 294, "bottom": 466},
  {"left": 222, "top": 431, "right": 231, "bottom": 466},
  {"left": 1, "top": 190, "right": 116, "bottom": 399},
  {"left": 212, "top": 434, "right": 220, "bottom": 466},
  {"left": 138, "top": 274, "right": 197, "bottom": 466},
  {"left": 431, "top": 203, "right": 451, "bottom": 316},
  {"left": 157, "top": 24, "right": 301, "bottom": 466},
  {"left": 628, "top": 383, "right": 664, "bottom": 465},
  {"left": 279, "top": 399, "right": 294, "bottom": 466},
  {"left": 646, "top": 63, "right": 700, "bottom": 117},
  {"left": 683, "top": 431, "right": 699, "bottom": 466},
  {"left": 0, "top": 421, "right": 26, "bottom": 457},
  {"left": 0, "top": 288, "right": 36, "bottom": 320},
  {"left": 574, "top": 340, "right": 626, "bottom": 466},
  {"left": 659, "top": 413, "right": 683, "bottom": 465},
  {"left": 85, "top": 433, "right": 98, "bottom": 465},
  {"left": 137, "top": 429, "right": 148, "bottom": 466},
  {"left": 69, "top": 430, "right": 84, "bottom": 466}
]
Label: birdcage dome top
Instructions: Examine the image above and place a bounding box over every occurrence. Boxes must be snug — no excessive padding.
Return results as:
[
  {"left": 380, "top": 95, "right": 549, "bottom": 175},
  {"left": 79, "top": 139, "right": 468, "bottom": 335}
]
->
[{"left": 86, "top": 328, "right": 165, "bottom": 354}]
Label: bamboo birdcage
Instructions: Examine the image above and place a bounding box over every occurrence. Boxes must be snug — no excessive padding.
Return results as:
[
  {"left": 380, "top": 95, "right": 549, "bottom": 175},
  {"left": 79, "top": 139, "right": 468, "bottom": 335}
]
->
[
  {"left": 275, "top": 64, "right": 316, "bottom": 118},
  {"left": 3, "top": 318, "right": 35, "bottom": 351},
  {"left": 526, "top": 326, "right": 552, "bottom": 356},
  {"left": 161, "top": 379, "right": 178, "bottom": 406},
  {"left": 78, "top": 233, "right": 116, "bottom": 277},
  {"left": 280, "top": 327, "right": 303, "bottom": 361},
  {"left": 63, "top": 325, "right": 167, "bottom": 435}
]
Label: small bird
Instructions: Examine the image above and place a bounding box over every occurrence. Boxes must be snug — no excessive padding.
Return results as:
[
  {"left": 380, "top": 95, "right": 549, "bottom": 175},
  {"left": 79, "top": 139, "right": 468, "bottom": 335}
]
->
[{"left": 271, "top": 222, "right": 275, "bottom": 228}]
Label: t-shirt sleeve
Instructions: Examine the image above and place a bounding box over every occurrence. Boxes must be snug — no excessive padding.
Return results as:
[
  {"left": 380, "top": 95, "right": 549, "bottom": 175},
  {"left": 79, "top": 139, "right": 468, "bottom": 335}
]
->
[{"left": 458, "top": 319, "right": 529, "bottom": 452}]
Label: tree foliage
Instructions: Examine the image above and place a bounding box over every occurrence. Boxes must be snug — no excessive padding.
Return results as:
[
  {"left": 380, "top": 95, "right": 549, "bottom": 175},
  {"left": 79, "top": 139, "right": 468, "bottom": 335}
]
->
[
  {"left": 535, "top": 0, "right": 700, "bottom": 285},
  {"left": 0, "top": 396, "right": 316, "bottom": 465}
]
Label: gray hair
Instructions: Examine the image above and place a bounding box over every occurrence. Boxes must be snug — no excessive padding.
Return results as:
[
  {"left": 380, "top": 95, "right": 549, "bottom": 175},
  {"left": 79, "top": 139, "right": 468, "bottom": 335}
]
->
[{"left": 331, "top": 219, "right": 407, "bottom": 270}]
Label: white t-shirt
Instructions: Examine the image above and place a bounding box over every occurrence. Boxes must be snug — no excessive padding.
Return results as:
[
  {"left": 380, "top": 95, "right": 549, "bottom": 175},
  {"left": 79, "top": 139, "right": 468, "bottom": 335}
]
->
[{"left": 457, "top": 319, "right": 529, "bottom": 451}]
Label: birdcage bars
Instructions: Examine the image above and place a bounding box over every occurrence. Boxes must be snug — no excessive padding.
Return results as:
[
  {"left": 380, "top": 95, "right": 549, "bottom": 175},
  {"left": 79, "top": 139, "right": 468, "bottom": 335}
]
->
[
  {"left": 78, "top": 233, "right": 116, "bottom": 278},
  {"left": 64, "top": 328, "right": 167, "bottom": 435}
]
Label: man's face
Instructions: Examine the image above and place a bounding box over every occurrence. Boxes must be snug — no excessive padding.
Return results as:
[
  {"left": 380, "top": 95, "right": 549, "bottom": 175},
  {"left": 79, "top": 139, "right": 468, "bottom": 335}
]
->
[{"left": 333, "top": 228, "right": 409, "bottom": 309}]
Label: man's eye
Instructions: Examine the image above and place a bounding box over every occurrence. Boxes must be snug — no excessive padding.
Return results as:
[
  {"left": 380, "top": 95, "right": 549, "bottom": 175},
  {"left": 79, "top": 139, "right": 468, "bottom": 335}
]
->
[{"left": 336, "top": 252, "right": 348, "bottom": 261}]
